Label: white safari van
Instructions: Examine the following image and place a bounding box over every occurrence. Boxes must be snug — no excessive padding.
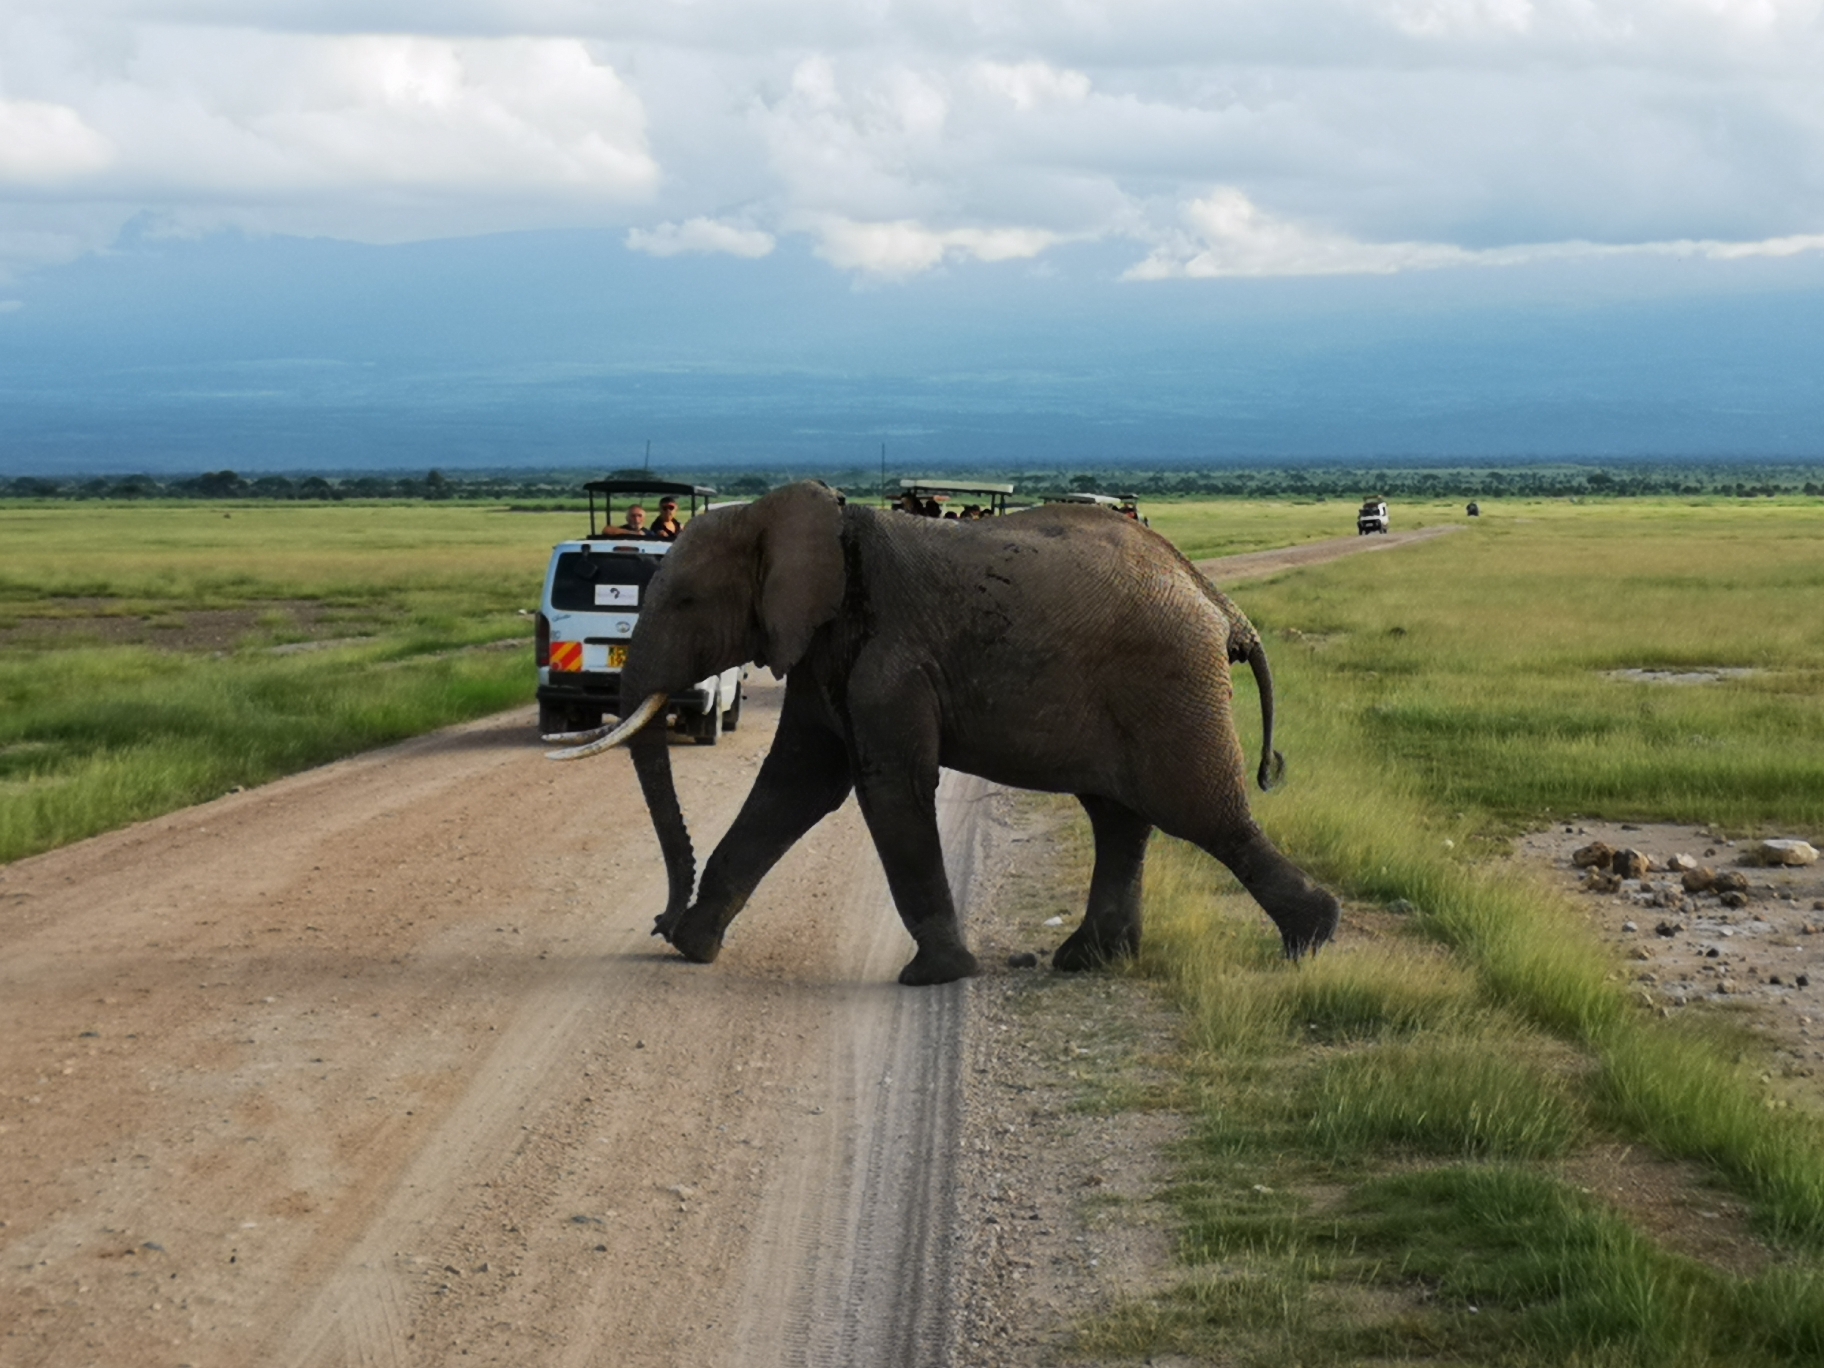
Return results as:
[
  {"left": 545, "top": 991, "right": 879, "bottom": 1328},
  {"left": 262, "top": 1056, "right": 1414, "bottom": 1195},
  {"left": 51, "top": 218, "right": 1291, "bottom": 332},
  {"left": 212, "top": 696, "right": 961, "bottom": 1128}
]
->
[{"left": 535, "top": 479, "right": 742, "bottom": 743}]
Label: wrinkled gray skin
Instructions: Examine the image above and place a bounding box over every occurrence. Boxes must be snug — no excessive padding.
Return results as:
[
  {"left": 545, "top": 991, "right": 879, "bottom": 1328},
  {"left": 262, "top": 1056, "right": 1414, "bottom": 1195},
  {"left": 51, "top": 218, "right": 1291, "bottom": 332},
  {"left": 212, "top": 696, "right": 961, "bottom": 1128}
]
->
[{"left": 619, "top": 481, "right": 1339, "bottom": 986}]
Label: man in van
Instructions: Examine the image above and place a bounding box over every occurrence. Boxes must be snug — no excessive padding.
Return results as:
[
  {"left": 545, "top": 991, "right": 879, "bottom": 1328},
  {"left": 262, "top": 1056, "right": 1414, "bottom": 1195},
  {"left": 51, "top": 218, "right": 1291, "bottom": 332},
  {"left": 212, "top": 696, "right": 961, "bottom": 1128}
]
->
[
  {"left": 651, "top": 497, "right": 683, "bottom": 540},
  {"left": 610, "top": 504, "right": 648, "bottom": 538}
]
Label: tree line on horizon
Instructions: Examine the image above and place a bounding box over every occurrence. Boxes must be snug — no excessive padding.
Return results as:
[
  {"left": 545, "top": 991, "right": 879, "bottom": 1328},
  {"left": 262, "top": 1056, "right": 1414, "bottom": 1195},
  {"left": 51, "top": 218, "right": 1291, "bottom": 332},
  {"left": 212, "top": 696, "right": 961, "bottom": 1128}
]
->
[{"left": 5, "top": 462, "right": 1824, "bottom": 503}]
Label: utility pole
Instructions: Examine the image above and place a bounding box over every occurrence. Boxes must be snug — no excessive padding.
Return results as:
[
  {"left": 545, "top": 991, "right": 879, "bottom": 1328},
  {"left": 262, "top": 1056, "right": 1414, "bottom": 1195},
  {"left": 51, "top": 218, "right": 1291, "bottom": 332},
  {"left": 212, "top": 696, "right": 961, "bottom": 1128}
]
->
[
  {"left": 644, "top": 439, "right": 651, "bottom": 472},
  {"left": 880, "top": 443, "right": 886, "bottom": 507}
]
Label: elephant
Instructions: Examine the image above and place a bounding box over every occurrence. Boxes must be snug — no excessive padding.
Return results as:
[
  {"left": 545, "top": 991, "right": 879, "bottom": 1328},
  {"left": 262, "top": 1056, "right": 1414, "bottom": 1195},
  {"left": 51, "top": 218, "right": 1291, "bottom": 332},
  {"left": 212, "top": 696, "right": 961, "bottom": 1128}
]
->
[{"left": 557, "top": 481, "right": 1340, "bottom": 986}]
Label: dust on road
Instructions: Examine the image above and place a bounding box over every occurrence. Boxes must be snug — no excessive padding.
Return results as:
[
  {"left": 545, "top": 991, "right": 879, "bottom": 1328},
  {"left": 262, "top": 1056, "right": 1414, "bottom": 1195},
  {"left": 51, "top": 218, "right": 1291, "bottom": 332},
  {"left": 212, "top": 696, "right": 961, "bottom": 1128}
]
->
[
  {"left": 1194, "top": 523, "right": 1461, "bottom": 584},
  {"left": 0, "top": 677, "right": 1006, "bottom": 1367}
]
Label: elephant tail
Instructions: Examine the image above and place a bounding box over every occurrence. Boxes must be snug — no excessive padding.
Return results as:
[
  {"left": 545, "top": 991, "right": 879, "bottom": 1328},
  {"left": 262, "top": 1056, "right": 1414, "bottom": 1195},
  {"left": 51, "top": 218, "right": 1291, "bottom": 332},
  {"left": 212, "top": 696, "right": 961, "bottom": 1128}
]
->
[{"left": 1245, "top": 640, "right": 1286, "bottom": 791}]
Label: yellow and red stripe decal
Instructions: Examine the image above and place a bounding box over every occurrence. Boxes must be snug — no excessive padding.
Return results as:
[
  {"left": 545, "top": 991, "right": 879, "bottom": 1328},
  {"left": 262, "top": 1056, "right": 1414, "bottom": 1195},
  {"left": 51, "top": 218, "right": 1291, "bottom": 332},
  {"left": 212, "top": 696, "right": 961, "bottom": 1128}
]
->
[{"left": 549, "top": 640, "right": 584, "bottom": 672}]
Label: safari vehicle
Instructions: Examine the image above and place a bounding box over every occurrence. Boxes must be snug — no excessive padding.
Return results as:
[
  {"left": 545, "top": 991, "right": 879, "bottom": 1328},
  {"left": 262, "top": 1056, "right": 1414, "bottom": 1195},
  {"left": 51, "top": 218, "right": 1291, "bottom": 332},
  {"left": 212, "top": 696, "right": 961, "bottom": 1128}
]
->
[
  {"left": 1044, "top": 490, "right": 1148, "bottom": 525},
  {"left": 1357, "top": 498, "right": 1390, "bottom": 535},
  {"left": 535, "top": 479, "right": 742, "bottom": 744},
  {"left": 892, "top": 477, "right": 1015, "bottom": 516}
]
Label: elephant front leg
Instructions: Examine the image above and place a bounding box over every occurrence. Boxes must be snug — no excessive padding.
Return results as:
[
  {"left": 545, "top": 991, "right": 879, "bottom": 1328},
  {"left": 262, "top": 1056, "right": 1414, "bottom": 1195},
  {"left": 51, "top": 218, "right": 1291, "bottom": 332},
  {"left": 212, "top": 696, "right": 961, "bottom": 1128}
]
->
[
  {"left": 659, "top": 702, "right": 853, "bottom": 963},
  {"left": 1054, "top": 794, "right": 1153, "bottom": 972},
  {"left": 846, "top": 662, "right": 978, "bottom": 985},
  {"left": 854, "top": 771, "right": 980, "bottom": 985}
]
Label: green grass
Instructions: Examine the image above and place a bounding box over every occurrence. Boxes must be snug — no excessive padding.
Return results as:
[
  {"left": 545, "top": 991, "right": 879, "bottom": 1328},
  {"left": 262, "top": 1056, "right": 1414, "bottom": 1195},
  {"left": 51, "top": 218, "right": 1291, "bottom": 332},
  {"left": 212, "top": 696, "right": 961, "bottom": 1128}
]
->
[
  {"left": 0, "top": 501, "right": 568, "bottom": 862},
  {"left": 1076, "top": 492, "right": 1824, "bottom": 1365},
  {"left": 1240, "top": 496, "right": 1824, "bottom": 830}
]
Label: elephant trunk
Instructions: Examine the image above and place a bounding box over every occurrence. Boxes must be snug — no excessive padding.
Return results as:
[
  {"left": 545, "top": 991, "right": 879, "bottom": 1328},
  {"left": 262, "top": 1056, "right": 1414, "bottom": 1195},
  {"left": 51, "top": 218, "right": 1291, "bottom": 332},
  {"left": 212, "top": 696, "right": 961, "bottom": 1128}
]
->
[
  {"left": 1247, "top": 641, "right": 1286, "bottom": 791},
  {"left": 629, "top": 727, "right": 697, "bottom": 936}
]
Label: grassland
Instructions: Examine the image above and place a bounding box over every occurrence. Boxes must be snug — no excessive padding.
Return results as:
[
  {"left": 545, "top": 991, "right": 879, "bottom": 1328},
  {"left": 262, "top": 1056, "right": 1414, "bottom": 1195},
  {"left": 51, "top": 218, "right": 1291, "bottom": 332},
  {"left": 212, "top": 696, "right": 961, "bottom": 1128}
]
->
[
  {"left": 9, "top": 491, "right": 1824, "bottom": 1363},
  {"left": 1082, "top": 494, "right": 1824, "bottom": 1365},
  {"left": 0, "top": 493, "right": 1423, "bottom": 865},
  {"left": 0, "top": 501, "right": 572, "bottom": 863}
]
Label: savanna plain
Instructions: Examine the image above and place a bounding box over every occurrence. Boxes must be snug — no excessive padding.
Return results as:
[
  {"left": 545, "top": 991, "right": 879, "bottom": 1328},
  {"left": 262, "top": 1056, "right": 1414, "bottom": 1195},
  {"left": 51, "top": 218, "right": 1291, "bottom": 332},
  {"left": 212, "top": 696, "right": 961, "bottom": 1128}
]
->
[{"left": 5, "top": 493, "right": 1824, "bottom": 1365}]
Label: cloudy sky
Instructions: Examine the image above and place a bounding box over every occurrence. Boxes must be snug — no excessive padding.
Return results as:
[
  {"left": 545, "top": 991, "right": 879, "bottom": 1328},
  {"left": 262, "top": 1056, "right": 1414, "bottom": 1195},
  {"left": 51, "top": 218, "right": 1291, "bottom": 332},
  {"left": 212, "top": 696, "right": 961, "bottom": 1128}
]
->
[{"left": 4, "top": 0, "right": 1824, "bottom": 471}]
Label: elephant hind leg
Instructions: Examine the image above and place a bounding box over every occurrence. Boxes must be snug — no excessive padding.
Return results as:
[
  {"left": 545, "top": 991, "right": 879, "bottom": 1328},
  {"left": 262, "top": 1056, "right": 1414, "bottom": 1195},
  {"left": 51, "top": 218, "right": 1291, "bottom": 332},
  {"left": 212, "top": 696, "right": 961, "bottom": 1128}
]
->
[
  {"left": 1199, "top": 821, "right": 1339, "bottom": 959},
  {"left": 1054, "top": 794, "right": 1152, "bottom": 972}
]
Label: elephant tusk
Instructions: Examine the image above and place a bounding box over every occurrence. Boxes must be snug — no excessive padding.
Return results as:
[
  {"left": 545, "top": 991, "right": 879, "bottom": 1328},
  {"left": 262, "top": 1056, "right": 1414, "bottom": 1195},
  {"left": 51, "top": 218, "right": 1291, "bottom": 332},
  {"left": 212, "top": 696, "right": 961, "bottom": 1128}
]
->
[{"left": 545, "top": 691, "right": 668, "bottom": 761}]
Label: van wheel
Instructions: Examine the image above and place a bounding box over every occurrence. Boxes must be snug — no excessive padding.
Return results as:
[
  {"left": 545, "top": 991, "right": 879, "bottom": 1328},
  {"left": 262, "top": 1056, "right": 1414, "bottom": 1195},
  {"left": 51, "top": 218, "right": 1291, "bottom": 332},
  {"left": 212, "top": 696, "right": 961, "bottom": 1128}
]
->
[
  {"left": 540, "top": 700, "right": 596, "bottom": 735},
  {"left": 692, "top": 706, "right": 721, "bottom": 746},
  {"left": 722, "top": 687, "right": 742, "bottom": 733}
]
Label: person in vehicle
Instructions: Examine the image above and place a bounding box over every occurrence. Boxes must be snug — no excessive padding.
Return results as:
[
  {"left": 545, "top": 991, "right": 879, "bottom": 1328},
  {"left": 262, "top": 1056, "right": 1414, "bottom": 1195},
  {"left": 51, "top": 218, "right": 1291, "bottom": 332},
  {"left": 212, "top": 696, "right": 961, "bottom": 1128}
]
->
[
  {"left": 608, "top": 504, "right": 648, "bottom": 538},
  {"left": 897, "top": 491, "right": 923, "bottom": 515},
  {"left": 651, "top": 498, "right": 682, "bottom": 540},
  {"left": 923, "top": 497, "right": 942, "bottom": 517}
]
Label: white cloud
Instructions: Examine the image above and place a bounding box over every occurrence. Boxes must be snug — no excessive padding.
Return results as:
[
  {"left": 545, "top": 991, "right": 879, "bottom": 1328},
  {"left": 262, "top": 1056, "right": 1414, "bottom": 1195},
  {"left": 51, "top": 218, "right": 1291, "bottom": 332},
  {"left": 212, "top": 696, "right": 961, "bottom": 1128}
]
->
[
  {"left": 972, "top": 60, "right": 1091, "bottom": 111},
  {"left": 101, "top": 32, "right": 658, "bottom": 200},
  {"left": 1128, "top": 188, "right": 1478, "bottom": 278},
  {"left": 1128, "top": 185, "right": 1824, "bottom": 279},
  {"left": 808, "top": 216, "right": 1058, "bottom": 276},
  {"left": 0, "top": 98, "right": 114, "bottom": 183},
  {"left": 626, "top": 217, "right": 775, "bottom": 257},
  {"left": 3, "top": 2, "right": 1824, "bottom": 280}
]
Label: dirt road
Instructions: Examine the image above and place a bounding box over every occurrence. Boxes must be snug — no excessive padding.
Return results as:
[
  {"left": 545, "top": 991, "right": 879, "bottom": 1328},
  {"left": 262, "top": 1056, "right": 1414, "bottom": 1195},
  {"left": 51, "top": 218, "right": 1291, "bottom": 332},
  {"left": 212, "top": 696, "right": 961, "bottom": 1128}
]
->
[
  {"left": 0, "top": 677, "right": 1018, "bottom": 1367},
  {"left": 1195, "top": 523, "right": 1461, "bottom": 584}
]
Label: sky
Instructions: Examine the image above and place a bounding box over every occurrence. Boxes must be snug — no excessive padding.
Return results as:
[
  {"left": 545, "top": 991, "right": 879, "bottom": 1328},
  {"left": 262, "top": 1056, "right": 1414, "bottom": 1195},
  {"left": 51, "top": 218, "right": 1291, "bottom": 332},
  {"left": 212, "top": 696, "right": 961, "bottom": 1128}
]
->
[{"left": 3, "top": 1, "right": 1824, "bottom": 473}]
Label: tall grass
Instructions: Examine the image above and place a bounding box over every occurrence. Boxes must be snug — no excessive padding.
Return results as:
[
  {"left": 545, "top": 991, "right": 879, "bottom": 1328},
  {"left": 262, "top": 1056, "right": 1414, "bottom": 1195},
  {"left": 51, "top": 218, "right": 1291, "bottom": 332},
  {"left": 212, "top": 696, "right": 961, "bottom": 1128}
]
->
[
  {"left": 0, "top": 502, "right": 560, "bottom": 863},
  {"left": 1240, "top": 497, "right": 1824, "bottom": 829},
  {"left": 1080, "top": 495, "right": 1824, "bottom": 1364},
  {"left": 0, "top": 642, "right": 530, "bottom": 862}
]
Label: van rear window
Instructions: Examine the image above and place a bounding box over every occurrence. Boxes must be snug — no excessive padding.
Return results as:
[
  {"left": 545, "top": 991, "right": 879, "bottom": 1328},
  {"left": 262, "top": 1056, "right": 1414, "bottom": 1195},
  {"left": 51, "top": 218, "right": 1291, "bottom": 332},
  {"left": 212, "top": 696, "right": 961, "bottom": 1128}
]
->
[{"left": 550, "top": 551, "right": 661, "bottom": 612}]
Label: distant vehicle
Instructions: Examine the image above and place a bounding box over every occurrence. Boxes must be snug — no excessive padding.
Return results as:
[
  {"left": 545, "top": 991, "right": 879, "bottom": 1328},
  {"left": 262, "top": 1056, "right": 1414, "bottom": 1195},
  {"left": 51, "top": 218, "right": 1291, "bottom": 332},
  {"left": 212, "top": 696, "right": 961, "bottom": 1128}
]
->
[
  {"left": 1357, "top": 498, "right": 1390, "bottom": 535},
  {"left": 892, "top": 477, "right": 1015, "bottom": 517},
  {"left": 1044, "top": 490, "right": 1149, "bottom": 525},
  {"left": 535, "top": 479, "right": 742, "bottom": 743}
]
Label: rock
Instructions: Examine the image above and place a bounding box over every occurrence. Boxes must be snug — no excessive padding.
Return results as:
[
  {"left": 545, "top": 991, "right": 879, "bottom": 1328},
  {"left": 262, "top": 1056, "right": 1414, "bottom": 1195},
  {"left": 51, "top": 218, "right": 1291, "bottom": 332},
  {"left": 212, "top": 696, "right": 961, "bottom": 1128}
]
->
[
  {"left": 1721, "top": 891, "right": 1750, "bottom": 909},
  {"left": 1682, "top": 867, "right": 1718, "bottom": 893},
  {"left": 1571, "top": 841, "right": 1616, "bottom": 869},
  {"left": 1800, "top": 975, "right": 1812, "bottom": 989},
  {"left": 1654, "top": 921, "right": 1683, "bottom": 938},
  {"left": 1583, "top": 871, "right": 1621, "bottom": 894},
  {"left": 1667, "top": 853, "right": 1699, "bottom": 872},
  {"left": 1387, "top": 899, "right": 1419, "bottom": 914},
  {"left": 1007, "top": 952, "right": 1039, "bottom": 969},
  {"left": 1745, "top": 839, "right": 1820, "bottom": 868},
  {"left": 1714, "top": 871, "right": 1751, "bottom": 894},
  {"left": 1613, "top": 849, "right": 1653, "bottom": 878},
  {"left": 1622, "top": 921, "right": 1639, "bottom": 933}
]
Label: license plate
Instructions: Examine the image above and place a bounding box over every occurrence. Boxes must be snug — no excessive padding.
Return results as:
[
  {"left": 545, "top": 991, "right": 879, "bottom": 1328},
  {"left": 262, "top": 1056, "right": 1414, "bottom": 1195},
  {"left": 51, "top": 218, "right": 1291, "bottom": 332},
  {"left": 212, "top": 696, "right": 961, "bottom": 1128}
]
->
[{"left": 609, "top": 645, "right": 627, "bottom": 669}]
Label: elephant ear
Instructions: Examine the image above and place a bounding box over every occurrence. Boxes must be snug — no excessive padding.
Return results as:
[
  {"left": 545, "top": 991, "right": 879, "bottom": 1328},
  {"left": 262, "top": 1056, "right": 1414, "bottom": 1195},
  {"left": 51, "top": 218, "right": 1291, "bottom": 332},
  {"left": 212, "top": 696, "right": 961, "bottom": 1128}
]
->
[{"left": 755, "top": 482, "right": 845, "bottom": 677}]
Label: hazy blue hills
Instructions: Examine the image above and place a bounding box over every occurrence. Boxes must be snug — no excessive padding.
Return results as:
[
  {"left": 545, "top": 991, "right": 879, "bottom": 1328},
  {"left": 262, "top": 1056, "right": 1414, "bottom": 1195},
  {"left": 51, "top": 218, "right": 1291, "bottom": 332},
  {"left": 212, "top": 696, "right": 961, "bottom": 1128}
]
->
[{"left": 3, "top": 226, "right": 1823, "bottom": 475}]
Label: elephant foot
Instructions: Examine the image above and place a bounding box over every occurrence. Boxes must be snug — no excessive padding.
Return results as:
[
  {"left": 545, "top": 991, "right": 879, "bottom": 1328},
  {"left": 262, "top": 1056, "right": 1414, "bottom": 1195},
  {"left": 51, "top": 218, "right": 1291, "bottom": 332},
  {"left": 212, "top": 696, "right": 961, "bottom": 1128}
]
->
[
  {"left": 1276, "top": 889, "right": 1341, "bottom": 961},
  {"left": 897, "top": 943, "right": 979, "bottom": 986},
  {"left": 654, "top": 905, "right": 724, "bottom": 964},
  {"left": 1052, "top": 925, "right": 1138, "bottom": 973}
]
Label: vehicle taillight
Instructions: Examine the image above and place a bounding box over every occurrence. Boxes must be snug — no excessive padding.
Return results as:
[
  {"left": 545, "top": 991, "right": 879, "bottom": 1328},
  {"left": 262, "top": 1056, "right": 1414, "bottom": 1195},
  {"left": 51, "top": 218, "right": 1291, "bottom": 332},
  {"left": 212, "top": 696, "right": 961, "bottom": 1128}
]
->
[{"left": 535, "top": 612, "right": 551, "bottom": 668}]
